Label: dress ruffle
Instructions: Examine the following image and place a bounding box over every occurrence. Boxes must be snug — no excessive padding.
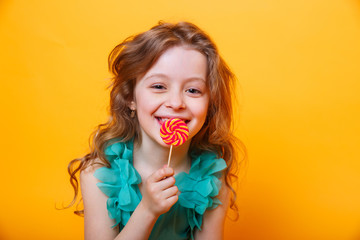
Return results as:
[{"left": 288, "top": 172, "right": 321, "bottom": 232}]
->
[
  {"left": 94, "top": 140, "right": 142, "bottom": 228},
  {"left": 94, "top": 140, "right": 227, "bottom": 238},
  {"left": 175, "top": 151, "right": 227, "bottom": 239}
]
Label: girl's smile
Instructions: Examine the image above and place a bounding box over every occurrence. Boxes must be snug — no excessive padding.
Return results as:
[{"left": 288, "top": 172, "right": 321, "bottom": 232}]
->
[
  {"left": 133, "top": 45, "right": 209, "bottom": 148},
  {"left": 155, "top": 117, "right": 190, "bottom": 126}
]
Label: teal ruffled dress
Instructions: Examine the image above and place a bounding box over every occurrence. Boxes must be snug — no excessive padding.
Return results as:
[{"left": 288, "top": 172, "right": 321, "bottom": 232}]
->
[{"left": 94, "top": 140, "right": 227, "bottom": 240}]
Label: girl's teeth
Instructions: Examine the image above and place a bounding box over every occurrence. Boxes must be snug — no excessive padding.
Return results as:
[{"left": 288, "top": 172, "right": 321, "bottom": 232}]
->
[{"left": 157, "top": 117, "right": 189, "bottom": 124}]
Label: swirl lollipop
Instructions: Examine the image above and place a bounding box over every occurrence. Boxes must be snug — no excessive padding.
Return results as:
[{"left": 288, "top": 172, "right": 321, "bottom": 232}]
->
[{"left": 160, "top": 118, "right": 189, "bottom": 166}]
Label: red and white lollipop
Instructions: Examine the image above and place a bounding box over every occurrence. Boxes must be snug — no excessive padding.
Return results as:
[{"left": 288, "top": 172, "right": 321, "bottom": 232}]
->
[{"left": 160, "top": 118, "right": 189, "bottom": 166}]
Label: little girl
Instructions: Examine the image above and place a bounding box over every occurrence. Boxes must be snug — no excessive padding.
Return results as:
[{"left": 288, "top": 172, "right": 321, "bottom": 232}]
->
[{"left": 68, "top": 21, "right": 243, "bottom": 240}]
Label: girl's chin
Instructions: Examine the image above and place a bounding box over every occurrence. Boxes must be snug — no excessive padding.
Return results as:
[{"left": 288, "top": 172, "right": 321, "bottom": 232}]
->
[
  {"left": 152, "top": 138, "right": 171, "bottom": 148},
  {"left": 159, "top": 142, "right": 174, "bottom": 149},
  {"left": 157, "top": 142, "right": 170, "bottom": 147}
]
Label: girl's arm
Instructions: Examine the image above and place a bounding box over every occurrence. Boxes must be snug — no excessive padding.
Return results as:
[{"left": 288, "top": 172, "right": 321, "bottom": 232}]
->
[
  {"left": 81, "top": 165, "right": 178, "bottom": 240},
  {"left": 81, "top": 167, "right": 118, "bottom": 239},
  {"left": 194, "top": 179, "right": 231, "bottom": 240}
]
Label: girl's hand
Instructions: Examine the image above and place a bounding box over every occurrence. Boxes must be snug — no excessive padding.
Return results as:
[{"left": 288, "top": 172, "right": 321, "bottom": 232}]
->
[{"left": 140, "top": 166, "right": 179, "bottom": 217}]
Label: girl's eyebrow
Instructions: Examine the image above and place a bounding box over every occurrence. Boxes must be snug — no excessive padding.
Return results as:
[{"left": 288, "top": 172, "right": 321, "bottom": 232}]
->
[
  {"left": 144, "top": 73, "right": 206, "bottom": 83},
  {"left": 144, "top": 73, "right": 168, "bottom": 81}
]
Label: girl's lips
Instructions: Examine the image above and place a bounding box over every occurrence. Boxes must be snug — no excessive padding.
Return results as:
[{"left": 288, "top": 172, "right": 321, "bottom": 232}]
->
[{"left": 156, "top": 117, "right": 190, "bottom": 125}]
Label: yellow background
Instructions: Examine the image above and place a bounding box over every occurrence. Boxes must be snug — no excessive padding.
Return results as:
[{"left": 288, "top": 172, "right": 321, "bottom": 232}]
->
[{"left": 1, "top": 0, "right": 359, "bottom": 239}]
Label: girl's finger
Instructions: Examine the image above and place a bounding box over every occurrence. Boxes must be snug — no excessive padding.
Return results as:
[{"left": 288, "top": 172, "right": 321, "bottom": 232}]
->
[
  {"left": 161, "top": 185, "right": 178, "bottom": 199},
  {"left": 165, "top": 194, "right": 179, "bottom": 207},
  {"left": 149, "top": 175, "right": 176, "bottom": 192},
  {"left": 150, "top": 167, "right": 174, "bottom": 182}
]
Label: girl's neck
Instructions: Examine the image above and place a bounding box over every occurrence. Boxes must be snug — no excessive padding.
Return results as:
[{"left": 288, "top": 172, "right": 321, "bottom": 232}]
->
[{"left": 133, "top": 135, "right": 191, "bottom": 175}]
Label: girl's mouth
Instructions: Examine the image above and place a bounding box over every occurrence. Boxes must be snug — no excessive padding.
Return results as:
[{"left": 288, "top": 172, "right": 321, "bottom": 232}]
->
[{"left": 156, "top": 117, "right": 190, "bottom": 125}]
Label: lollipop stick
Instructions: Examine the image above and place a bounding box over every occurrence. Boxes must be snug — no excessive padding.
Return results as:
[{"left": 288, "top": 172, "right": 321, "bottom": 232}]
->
[{"left": 167, "top": 145, "right": 173, "bottom": 167}]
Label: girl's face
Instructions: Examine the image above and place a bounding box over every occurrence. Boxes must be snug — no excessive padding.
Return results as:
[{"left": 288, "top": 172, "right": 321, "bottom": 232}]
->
[{"left": 133, "top": 46, "right": 209, "bottom": 148}]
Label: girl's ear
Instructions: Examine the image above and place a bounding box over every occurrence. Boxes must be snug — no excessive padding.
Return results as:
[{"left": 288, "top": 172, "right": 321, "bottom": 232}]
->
[{"left": 129, "top": 101, "right": 136, "bottom": 110}]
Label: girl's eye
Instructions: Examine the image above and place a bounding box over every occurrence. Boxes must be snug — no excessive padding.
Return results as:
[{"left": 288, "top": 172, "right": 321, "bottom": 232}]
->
[
  {"left": 186, "top": 88, "right": 201, "bottom": 94},
  {"left": 151, "top": 84, "right": 166, "bottom": 90}
]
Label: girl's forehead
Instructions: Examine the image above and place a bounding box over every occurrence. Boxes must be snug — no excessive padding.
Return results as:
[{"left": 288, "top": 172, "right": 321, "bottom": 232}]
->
[{"left": 140, "top": 46, "right": 208, "bottom": 81}]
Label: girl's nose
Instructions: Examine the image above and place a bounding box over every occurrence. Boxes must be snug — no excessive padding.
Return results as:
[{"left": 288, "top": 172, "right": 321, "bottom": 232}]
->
[{"left": 165, "top": 92, "right": 186, "bottom": 110}]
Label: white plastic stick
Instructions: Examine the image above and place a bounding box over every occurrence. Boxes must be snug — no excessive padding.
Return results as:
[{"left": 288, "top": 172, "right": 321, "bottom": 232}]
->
[{"left": 167, "top": 145, "right": 173, "bottom": 167}]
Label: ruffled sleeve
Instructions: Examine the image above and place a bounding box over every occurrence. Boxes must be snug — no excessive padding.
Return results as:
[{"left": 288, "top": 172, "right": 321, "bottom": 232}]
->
[
  {"left": 93, "top": 140, "right": 142, "bottom": 228},
  {"left": 175, "top": 151, "right": 227, "bottom": 239}
]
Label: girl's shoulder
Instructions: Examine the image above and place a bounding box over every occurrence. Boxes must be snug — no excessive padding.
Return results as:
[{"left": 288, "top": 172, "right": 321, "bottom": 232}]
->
[
  {"left": 80, "top": 158, "right": 107, "bottom": 188},
  {"left": 84, "top": 139, "right": 134, "bottom": 184},
  {"left": 81, "top": 158, "right": 104, "bottom": 175}
]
